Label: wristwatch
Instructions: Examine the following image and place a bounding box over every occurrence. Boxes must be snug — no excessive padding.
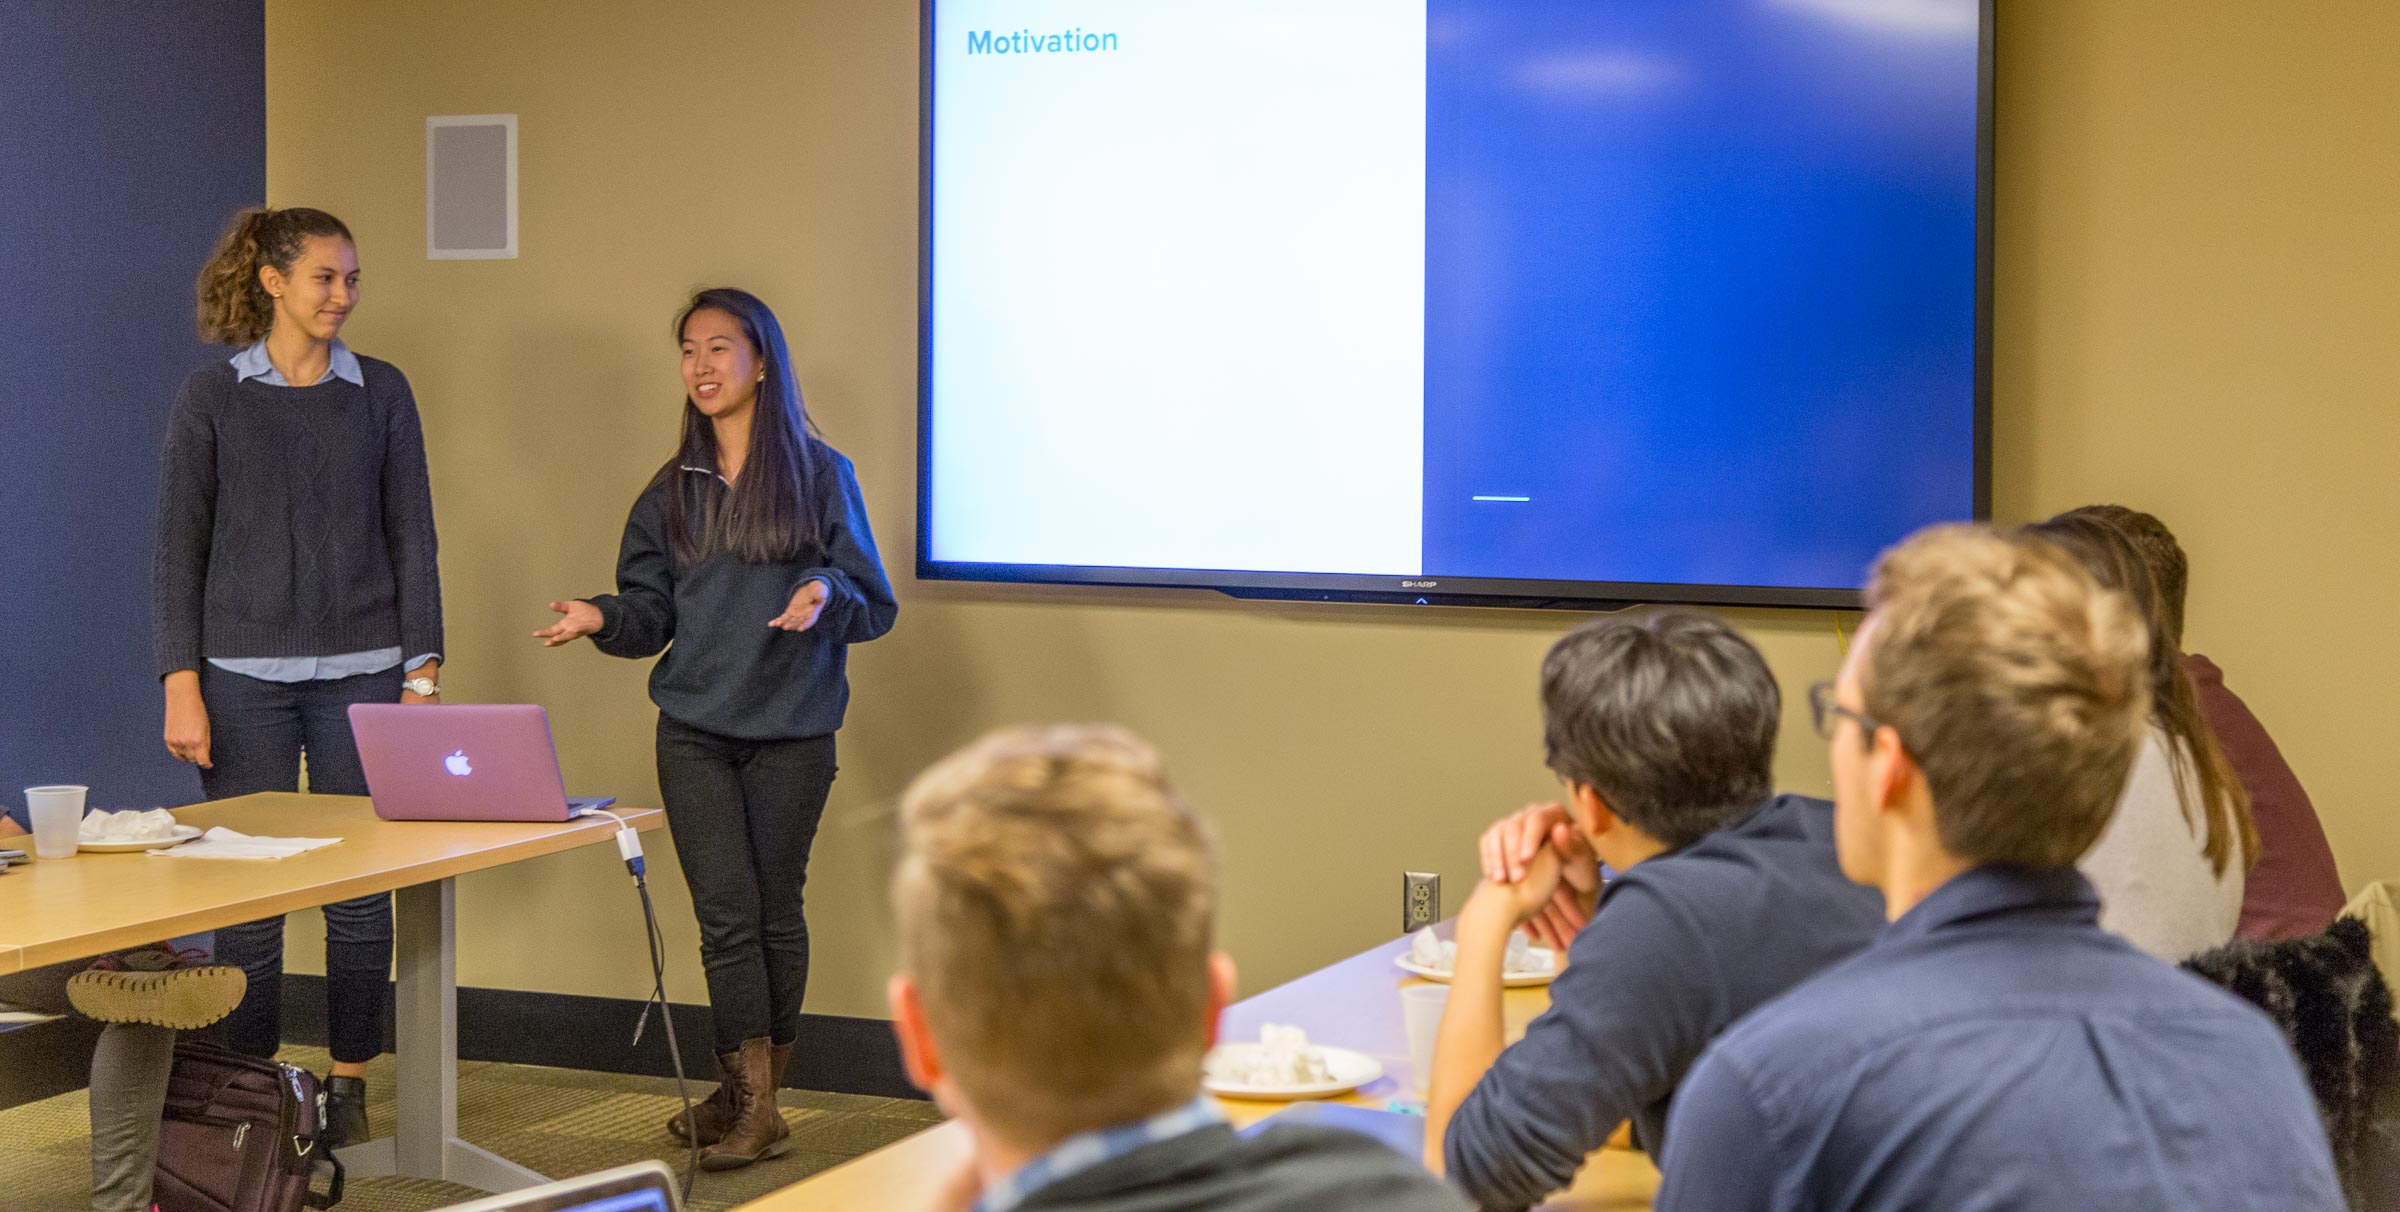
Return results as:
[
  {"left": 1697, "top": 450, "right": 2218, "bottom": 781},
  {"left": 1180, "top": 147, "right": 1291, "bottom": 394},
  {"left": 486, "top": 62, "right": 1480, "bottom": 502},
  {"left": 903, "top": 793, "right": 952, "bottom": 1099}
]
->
[{"left": 403, "top": 676, "right": 441, "bottom": 699}]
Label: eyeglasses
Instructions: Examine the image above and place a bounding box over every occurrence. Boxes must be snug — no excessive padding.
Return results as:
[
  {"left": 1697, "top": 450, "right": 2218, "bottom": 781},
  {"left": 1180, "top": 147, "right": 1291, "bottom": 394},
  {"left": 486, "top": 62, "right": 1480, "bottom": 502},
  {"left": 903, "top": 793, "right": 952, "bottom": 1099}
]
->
[{"left": 1807, "top": 680, "right": 1883, "bottom": 742}]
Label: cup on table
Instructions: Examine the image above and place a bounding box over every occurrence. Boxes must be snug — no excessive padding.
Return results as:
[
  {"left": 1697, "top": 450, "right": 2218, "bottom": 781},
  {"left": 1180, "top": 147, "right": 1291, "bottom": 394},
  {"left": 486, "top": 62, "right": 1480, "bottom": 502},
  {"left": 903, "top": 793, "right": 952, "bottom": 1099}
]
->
[
  {"left": 1400, "top": 984, "right": 1450, "bottom": 1095},
  {"left": 25, "top": 785, "right": 89, "bottom": 859}
]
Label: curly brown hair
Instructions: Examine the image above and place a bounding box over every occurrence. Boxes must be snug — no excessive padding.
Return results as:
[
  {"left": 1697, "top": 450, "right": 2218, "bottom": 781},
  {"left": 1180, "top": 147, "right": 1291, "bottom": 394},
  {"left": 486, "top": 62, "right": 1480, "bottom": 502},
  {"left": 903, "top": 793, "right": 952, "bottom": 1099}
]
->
[{"left": 194, "top": 206, "right": 354, "bottom": 346}]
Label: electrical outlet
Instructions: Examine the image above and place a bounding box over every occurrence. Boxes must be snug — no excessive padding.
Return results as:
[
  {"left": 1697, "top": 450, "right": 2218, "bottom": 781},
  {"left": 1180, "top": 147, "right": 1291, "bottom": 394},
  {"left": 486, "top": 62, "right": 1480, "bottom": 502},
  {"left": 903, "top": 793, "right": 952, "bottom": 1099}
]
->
[{"left": 1402, "top": 871, "right": 1441, "bottom": 932}]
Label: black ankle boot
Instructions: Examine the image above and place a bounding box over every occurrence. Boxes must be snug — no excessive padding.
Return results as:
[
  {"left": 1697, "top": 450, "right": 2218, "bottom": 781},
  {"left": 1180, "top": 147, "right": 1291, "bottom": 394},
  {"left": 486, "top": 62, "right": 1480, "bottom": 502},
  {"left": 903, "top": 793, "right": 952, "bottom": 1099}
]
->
[{"left": 324, "top": 1075, "right": 369, "bottom": 1147}]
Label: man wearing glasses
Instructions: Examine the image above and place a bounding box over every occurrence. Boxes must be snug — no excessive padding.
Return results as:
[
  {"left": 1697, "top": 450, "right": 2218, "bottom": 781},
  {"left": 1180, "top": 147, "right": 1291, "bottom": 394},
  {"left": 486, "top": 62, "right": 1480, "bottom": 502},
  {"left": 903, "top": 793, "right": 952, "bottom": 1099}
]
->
[
  {"left": 1655, "top": 526, "right": 2340, "bottom": 1211},
  {"left": 1425, "top": 609, "right": 1885, "bottom": 1211}
]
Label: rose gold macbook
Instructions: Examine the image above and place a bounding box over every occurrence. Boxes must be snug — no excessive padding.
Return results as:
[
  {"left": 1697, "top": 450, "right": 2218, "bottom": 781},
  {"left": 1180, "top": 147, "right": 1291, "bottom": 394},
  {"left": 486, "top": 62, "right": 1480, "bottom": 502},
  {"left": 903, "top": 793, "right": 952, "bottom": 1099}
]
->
[{"left": 349, "top": 704, "right": 616, "bottom": 822}]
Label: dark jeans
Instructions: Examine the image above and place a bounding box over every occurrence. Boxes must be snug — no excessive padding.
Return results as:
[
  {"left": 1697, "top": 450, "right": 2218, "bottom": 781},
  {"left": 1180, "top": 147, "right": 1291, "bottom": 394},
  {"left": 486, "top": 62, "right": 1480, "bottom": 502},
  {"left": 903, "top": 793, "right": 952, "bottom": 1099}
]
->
[
  {"left": 197, "top": 663, "right": 398, "bottom": 1065},
  {"left": 655, "top": 715, "right": 836, "bottom": 1054}
]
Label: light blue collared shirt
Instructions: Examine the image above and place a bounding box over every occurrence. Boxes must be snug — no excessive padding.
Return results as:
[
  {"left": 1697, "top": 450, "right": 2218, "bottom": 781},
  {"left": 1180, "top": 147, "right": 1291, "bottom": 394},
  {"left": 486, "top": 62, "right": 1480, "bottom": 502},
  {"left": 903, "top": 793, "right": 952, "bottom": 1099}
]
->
[
  {"left": 209, "top": 340, "right": 438, "bottom": 684},
  {"left": 973, "top": 1096, "right": 1227, "bottom": 1212}
]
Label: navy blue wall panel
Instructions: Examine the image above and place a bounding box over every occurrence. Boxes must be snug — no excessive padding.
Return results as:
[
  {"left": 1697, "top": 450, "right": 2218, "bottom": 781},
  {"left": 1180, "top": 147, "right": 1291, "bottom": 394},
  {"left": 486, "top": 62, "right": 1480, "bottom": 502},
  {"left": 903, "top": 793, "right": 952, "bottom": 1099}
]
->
[{"left": 0, "top": 1, "right": 265, "bottom": 823}]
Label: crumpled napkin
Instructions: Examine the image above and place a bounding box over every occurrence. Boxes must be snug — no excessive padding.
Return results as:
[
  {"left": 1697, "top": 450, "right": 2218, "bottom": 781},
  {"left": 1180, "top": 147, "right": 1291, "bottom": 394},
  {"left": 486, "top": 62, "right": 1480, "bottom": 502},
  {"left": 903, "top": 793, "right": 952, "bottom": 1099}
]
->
[
  {"left": 1408, "top": 925, "right": 1547, "bottom": 974},
  {"left": 80, "top": 809, "right": 181, "bottom": 843},
  {"left": 149, "top": 827, "right": 342, "bottom": 860}
]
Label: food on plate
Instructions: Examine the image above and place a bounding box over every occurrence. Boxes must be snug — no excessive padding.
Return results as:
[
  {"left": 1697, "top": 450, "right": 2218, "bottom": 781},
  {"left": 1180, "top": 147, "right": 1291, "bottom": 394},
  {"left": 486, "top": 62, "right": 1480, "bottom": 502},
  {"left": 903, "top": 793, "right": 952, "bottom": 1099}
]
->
[
  {"left": 79, "top": 809, "right": 182, "bottom": 844},
  {"left": 1407, "top": 926, "right": 1554, "bottom": 976},
  {"left": 1213, "top": 1024, "right": 1334, "bottom": 1087}
]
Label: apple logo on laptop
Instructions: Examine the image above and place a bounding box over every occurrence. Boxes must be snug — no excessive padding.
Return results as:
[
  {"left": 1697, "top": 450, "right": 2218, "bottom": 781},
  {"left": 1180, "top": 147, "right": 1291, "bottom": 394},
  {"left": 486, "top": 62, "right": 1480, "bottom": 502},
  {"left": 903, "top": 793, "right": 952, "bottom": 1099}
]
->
[{"left": 444, "top": 749, "right": 474, "bottom": 778}]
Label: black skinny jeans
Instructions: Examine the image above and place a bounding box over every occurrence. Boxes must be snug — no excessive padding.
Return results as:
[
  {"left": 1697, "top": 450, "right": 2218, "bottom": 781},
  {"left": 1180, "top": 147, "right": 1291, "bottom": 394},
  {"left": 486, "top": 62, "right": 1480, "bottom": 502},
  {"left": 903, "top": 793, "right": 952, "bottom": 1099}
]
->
[
  {"left": 655, "top": 715, "right": 836, "bottom": 1054},
  {"left": 198, "top": 664, "right": 398, "bottom": 1065}
]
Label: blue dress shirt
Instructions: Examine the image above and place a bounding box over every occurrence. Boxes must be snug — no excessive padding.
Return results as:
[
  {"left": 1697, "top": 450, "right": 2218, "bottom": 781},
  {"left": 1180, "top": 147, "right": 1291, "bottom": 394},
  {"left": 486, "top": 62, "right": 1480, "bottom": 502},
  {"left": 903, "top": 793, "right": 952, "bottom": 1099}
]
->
[
  {"left": 1656, "top": 863, "right": 2344, "bottom": 1211},
  {"left": 209, "top": 339, "right": 437, "bottom": 683}
]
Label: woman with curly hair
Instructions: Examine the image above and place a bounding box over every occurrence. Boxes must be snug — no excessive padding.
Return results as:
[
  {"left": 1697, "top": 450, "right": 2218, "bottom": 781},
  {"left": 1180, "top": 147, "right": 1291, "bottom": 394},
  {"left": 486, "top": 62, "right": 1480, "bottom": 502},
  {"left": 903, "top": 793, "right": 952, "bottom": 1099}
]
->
[{"left": 154, "top": 205, "right": 445, "bottom": 1146}]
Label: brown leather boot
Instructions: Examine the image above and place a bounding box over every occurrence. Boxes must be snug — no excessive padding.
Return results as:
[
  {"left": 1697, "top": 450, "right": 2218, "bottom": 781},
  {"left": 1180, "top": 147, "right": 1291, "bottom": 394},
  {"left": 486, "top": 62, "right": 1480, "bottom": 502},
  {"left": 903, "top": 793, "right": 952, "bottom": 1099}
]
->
[
  {"left": 666, "top": 1049, "right": 743, "bottom": 1146},
  {"left": 698, "top": 1037, "right": 790, "bottom": 1170}
]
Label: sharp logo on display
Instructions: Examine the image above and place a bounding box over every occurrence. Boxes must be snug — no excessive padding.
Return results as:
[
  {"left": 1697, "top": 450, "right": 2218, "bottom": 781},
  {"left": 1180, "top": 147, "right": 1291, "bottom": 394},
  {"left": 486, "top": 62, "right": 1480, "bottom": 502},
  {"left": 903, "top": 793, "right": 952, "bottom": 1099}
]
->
[{"left": 444, "top": 750, "right": 474, "bottom": 778}]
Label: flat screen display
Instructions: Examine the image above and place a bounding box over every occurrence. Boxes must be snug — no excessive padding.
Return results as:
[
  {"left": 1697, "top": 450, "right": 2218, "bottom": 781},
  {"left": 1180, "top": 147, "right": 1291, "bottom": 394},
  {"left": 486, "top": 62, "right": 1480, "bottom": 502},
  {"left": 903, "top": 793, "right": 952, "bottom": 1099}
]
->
[{"left": 920, "top": 0, "right": 1990, "bottom": 608}]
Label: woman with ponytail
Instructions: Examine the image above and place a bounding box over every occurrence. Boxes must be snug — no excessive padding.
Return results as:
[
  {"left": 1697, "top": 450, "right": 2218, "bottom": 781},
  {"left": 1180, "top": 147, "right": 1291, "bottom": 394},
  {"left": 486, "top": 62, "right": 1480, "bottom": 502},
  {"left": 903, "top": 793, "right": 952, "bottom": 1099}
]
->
[
  {"left": 155, "top": 206, "right": 445, "bottom": 1144},
  {"left": 535, "top": 287, "right": 896, "bottom": 1170},
  {"left": 2024, "top": 510, "right": 2258, "bottom": 961}
]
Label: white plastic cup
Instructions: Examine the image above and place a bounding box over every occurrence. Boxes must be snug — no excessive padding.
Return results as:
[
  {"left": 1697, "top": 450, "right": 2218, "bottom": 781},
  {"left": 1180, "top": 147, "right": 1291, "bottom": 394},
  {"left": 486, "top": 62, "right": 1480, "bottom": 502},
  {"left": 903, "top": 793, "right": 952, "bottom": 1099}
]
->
[
  {"left": 1400, "top": 984, "right": 1450, "bottom": 1095},
  {"left": 25, "top": 785, "right": 88, "bottom": 859}
]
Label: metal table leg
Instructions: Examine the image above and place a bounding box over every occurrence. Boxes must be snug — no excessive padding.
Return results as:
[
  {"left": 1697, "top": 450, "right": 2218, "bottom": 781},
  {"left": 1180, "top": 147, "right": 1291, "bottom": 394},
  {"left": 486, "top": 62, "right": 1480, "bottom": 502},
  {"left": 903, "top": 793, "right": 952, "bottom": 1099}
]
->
[{"left": 335, "top": 877, "right": 547, "bottom": 1192}]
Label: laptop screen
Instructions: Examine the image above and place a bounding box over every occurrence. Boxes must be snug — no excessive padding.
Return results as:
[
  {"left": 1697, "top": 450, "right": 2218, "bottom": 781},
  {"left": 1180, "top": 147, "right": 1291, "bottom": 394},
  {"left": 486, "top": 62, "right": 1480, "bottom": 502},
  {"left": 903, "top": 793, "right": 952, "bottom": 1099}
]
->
[
  {"left": 431, "top": 1162, "right": 678, "bottom": 1212},
  {"left": 551, "top": 1192, "right": 670, "bottom": 1212}
]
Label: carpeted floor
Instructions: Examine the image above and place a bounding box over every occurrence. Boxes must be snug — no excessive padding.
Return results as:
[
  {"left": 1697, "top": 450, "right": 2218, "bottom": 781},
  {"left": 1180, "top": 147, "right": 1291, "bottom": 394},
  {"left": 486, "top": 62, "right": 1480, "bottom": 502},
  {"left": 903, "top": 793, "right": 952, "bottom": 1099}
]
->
[{"left": 0, "top": 1045, "right": 944, "bottom": 1212}]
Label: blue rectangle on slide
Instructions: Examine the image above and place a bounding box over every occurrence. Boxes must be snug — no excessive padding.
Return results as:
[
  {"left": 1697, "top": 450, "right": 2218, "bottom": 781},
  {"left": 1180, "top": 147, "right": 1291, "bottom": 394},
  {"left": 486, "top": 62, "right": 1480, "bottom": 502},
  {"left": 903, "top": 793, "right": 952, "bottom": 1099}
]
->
[{"left": 1420, "top": 0, "right": 1982, "bottom": 589}]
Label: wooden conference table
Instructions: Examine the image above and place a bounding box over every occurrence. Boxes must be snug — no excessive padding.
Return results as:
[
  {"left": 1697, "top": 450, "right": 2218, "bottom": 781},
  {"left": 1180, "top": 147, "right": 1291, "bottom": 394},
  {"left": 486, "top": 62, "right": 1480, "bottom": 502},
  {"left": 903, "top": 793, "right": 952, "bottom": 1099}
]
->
[
  {"left": 0, "top": 793, "right": 662, "bottom": 1196},
  {"left": 745, "top": 932, "right": 1659, "bottom": 1211}
]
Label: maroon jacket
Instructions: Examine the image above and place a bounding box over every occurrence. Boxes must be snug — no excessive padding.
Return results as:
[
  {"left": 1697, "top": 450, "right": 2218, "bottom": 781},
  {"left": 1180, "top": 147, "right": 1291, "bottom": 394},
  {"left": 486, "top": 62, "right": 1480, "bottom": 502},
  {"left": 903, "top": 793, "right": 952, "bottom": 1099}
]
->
[{"left": 2186, "top": 654, "right": 2345, "bottom": 939}]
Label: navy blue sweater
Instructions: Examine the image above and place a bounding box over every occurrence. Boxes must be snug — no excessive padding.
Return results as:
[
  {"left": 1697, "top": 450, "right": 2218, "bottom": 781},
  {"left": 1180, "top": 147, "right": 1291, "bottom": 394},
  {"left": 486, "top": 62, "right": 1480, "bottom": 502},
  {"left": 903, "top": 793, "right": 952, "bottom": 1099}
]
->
[
  {"left": 1443, "top": 795, "right": 1887, "bottom": 1211},
  {"left": 585, "top": 446, "right": 896, "bottom": 740},
  {"left": 152, "top": 358, "right": 443, "bottom": 677}
]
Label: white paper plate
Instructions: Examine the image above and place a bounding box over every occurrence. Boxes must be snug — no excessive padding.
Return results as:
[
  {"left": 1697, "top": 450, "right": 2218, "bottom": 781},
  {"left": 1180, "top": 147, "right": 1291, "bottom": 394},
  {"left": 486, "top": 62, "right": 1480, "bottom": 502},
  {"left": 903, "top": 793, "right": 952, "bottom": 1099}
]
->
[
  {"left": 1202, "top": 1043, "right": 1383, "bottom": 1101},
  {"left": 79, "top": 825, "right": 203, "bottom": 853},
  {"left": 1393, "top": 947, "right": 1558, "bottom": 987}
]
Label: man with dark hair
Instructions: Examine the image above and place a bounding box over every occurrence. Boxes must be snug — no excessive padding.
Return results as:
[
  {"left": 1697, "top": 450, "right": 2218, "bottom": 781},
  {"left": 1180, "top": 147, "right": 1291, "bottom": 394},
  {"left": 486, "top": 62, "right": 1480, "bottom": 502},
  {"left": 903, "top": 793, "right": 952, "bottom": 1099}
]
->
[
  {"left": 2064, "top": 503, "right": 2345, "bottom": 939},
  {"left": 1655, "top": 525, "right": 2340, "bottom": 1210},
  {"left": 1424, "top": 610, "right": 1886, "bottom": 1210}
]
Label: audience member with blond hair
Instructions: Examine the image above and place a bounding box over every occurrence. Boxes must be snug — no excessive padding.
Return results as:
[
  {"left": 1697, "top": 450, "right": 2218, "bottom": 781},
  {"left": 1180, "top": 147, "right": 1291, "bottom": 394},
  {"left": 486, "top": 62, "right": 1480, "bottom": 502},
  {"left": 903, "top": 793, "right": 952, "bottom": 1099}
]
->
[
  {"left": 1654, "top": 525, "right": 2341, "bottom": 1211},
  {"left": 2025, "top": 509, "right": 2256, "bottom": 959},
  {"left": 887, "top": 725, "right": 1465, "bottom": 1212}
]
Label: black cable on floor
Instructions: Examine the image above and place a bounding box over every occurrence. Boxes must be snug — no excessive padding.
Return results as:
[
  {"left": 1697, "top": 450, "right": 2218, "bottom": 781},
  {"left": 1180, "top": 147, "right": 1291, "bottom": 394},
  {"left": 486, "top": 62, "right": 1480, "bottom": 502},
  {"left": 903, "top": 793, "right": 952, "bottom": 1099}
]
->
[
  {"left": 635, "top": 873, "right": 701, "bottom": 1206},
  {"left": 590, "top": 809, "right": 700, "bottom": 1207}
]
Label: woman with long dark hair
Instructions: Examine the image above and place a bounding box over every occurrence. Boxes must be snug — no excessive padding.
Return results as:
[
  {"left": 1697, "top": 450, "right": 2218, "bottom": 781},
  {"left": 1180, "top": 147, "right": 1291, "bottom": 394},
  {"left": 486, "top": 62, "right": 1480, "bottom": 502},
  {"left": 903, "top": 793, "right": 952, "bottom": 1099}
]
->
[
  {"left": 2024, "top": 510, "right": 2257, "bottom": 959},
  {"left": 536, "top": 287, "right": 897, "bottom": 1170},
  {"left": 156, "top": 205, "right": 445, "bottom": 1144}
]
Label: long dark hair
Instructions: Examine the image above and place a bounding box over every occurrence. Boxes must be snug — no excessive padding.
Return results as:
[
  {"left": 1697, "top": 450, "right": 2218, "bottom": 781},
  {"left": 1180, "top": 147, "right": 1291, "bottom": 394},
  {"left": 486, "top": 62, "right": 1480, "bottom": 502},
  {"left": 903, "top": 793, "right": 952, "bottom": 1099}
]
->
[
  {"left": 195, "top": 206, "right": 354, "bottom": 345},
  {"left": 652, "top": 288, "right": 827, "bottom": 565},
  {"left": 2024, "top": 512, "right": 2257, "bottom": 876}
]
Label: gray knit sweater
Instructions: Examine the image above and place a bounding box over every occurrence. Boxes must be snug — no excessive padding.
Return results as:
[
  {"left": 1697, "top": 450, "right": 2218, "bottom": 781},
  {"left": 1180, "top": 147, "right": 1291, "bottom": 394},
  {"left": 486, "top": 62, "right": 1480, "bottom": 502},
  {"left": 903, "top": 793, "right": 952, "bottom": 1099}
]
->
[{"left": 152, "top": 357, "right": 443, "bottom": 677}]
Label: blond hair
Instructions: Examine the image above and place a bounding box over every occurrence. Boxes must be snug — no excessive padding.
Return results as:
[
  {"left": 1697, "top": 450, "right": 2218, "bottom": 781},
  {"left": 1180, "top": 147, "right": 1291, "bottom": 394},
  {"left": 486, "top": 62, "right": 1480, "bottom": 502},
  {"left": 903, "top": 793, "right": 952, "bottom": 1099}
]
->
[
  {"left": 894, "top": 725, "right": 1218, "bottom": 1145},
  {"left": 1862, "top": 525, "right": 2153, "bottom": 868},
  {"left": 195, "top": 206, "right": 354, "bottom": 345}
]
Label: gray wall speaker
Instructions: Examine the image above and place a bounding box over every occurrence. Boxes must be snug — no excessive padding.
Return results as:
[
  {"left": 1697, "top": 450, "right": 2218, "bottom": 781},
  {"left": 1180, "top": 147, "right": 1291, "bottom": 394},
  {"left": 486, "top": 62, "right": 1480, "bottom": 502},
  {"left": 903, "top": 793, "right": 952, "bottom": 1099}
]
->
[{"left": 426, "top": 114, "right": 517, "bottom": 259}]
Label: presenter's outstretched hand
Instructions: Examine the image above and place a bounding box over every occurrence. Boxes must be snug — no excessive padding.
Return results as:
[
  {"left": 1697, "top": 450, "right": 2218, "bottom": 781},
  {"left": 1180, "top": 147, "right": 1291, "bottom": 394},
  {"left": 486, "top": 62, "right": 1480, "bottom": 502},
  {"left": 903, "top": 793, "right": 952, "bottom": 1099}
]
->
[
  {"left": 534, "top": 600, "right": 605, "bottom": 647},
  {"left": 162, "top": 670, "right": 213, "bottom": 769},
  {"left": 769, "top": 579, "right": 828, "bottom": 632}
]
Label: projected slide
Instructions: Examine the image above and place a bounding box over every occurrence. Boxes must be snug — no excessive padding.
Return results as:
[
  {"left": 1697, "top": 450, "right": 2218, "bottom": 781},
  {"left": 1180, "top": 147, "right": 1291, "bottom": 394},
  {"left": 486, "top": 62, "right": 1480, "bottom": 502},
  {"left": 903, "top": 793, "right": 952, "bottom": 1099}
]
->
[{"left": 926, "top": 0, "right": 1985, "bottom": 600}]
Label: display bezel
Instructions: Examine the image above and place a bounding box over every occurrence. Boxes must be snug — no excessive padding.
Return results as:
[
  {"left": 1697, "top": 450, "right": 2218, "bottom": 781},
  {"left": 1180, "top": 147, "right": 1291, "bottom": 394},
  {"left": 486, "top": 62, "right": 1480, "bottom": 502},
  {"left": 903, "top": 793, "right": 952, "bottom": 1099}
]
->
[{"left": 913, "top": 0, "right": 1994, "bottom": 612}]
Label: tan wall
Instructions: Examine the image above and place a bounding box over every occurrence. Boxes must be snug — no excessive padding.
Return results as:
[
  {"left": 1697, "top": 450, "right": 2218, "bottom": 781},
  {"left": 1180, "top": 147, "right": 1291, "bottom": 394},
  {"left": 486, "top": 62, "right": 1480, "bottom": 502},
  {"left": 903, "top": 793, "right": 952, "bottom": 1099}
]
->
[
  {"left": 1988, "top": 1, "right": 2399, "bottom": 891},
  {"left": 264, "top": 0, "right": 2396, "bottom": 1016}
]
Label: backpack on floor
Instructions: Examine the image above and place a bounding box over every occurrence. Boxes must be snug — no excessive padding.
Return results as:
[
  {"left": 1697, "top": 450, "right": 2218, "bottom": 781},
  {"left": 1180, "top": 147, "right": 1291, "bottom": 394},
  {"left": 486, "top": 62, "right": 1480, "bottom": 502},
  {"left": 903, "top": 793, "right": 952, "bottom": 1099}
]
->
[{"left": 154, "top": 1042, "right": 344, "bottom": 1212}]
